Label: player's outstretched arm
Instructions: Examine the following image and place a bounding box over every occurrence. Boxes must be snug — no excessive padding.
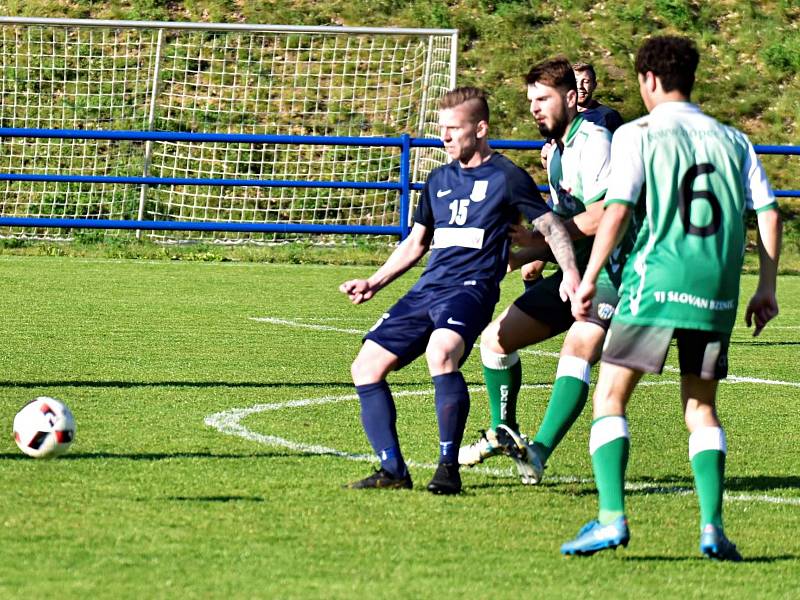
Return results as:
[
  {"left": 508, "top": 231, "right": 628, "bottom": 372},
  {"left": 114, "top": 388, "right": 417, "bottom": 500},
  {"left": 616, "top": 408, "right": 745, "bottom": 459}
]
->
[
  {"left": 531, "top": 211, "right": 579, "bottom": 300},
  {"left": 339, "top": 222, "right": 432, "bottom": 305},
  {"left": 745, "top": 208, "right": 782, "bottom": 336}
]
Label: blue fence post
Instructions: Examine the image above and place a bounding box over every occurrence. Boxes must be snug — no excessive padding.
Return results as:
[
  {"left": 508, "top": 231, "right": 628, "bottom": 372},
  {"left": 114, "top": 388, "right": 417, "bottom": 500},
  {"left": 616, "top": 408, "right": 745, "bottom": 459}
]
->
[{"left": 399, "top": 133, "right": 411, "bottom": 240}]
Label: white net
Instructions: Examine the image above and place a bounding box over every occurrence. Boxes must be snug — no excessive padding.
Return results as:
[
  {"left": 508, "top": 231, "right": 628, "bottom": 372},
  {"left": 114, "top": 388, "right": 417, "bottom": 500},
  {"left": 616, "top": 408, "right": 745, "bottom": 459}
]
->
[
  {"left": 0, "top": 20, "right": 456, "bottom": 242},
  {"left": 0, "top": 25, "right": 156, "bottom": 240}
]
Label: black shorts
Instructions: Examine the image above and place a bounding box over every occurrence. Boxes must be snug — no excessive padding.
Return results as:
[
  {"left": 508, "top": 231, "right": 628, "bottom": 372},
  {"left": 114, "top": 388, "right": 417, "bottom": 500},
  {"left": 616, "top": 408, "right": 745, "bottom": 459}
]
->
[
  {"left": 602, "top": 321, "right": 730, "bottom": 380},
  {"left": 363, "top": 283, "right": 498, "bottom": 370},
  {"left": 513, "top": 270, "right": 619, "bottom": 335}
]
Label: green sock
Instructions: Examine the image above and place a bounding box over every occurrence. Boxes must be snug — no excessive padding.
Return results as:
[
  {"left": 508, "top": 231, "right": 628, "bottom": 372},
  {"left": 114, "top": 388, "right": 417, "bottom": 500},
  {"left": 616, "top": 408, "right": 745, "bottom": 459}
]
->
[
  {"left": 691, "top": 449, "right": 725, "bottom": 530},
  {"left": 689, "top": 427, "right": 727, "bottom": 530},
  {"left": 591, "top": 416, "right": 629, "bottom": 525},
  {"left": 482, "top": 359, "right": 521, "bottom": 431},
  {"left": 532, "top": 374, "right": 589, "bottom": 464}
]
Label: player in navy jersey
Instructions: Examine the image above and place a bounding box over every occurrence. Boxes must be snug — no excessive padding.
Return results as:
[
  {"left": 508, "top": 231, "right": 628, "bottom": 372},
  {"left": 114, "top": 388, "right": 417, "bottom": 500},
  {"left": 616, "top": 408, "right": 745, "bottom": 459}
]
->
[
  {"left": 573, "top": 62, "right": 624, "bottom": 134},
  {"left": 340, "top": 86, "right": 580, "bottom": 494}
]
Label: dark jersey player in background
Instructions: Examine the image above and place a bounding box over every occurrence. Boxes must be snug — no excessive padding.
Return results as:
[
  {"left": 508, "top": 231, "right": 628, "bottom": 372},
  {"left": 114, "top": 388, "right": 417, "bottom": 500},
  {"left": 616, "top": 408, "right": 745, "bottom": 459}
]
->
[
  {"left": 573, "top": 62, "right": 624, "bottom": 134},
  {"left": 340, "top": 86, "right": 579, "bottom": 495}
]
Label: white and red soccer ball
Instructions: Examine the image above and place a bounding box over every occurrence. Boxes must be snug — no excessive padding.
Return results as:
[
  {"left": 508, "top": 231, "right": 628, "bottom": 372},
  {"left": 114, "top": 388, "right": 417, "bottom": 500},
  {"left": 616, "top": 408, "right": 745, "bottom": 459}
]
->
[{"left": 13, "top": 396, "right": 76, "bottom": 458}]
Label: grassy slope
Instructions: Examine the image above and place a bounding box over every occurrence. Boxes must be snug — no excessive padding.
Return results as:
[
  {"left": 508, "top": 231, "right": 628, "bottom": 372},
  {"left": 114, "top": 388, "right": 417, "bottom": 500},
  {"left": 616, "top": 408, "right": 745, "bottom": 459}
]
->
[
  {"left": 0, "top": 0, "right": 796, "bottom": 260},
  {"left": 1, "top": 0, "right": 798, "bottom": 187}
]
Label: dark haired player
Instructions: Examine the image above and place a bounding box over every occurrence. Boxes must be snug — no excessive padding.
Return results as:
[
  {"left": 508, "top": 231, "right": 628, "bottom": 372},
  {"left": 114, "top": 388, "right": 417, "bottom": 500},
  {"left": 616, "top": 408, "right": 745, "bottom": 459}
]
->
[
  {"left": 460, "top": 58, "right": 631, "bottom": 487},
  {"left": 562, "top": 36, "right": 781, "bottom": 560}
]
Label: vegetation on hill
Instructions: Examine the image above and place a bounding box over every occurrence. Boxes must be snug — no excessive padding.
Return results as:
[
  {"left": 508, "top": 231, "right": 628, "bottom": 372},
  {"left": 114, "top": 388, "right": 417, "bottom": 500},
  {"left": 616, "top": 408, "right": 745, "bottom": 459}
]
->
[
  {"left": 0, "top": 0, "right": 797, "bottom": 262},
  {"left": 3, "top": 1, "right": 796, "bottom": 166}
]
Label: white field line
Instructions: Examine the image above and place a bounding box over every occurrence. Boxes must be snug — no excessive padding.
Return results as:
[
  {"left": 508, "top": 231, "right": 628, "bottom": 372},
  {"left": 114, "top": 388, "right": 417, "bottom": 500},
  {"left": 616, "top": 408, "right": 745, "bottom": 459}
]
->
[
  {"left": 251, "top": 316, "right": 800, "bottom": 387},
  {"left": 205, "top": 384, "right": 800, "bottom": 506},
  {"left": 220, "top": 316, "right": 800, "bottom": 505},
  {"left": 249, "top": 316, "right": 364, "bottom": 335},
  {"left": 249, "top": 316, "right": 562, "bottom": 359}
]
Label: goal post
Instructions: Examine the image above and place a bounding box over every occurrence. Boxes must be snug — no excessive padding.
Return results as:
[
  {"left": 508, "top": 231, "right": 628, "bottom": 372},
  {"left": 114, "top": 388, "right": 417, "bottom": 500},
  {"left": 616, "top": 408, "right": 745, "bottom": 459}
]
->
[{"left": 0, "top": 17, "right": 457, "bottom": 243}]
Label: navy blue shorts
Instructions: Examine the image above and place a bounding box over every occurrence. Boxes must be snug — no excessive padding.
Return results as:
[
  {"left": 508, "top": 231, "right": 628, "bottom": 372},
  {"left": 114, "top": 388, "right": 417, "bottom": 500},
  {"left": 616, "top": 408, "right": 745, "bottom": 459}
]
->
[{"left": 363, "top": 284, "right": 499, "bottom": 370}]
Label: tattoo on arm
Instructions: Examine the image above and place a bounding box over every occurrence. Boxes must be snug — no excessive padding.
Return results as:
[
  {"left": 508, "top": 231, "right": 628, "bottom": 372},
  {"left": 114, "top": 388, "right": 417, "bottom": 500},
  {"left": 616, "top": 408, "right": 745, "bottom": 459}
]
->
[{"left": 531, "top": 212, "right": 577, "bottom": 273}]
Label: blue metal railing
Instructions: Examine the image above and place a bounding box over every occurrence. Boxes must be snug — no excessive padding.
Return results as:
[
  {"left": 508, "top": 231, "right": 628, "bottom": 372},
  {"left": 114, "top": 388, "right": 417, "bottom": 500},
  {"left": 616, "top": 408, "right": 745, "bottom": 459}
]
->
[{"left": 0, "top": 128, "right": 796, "bottom": 238}]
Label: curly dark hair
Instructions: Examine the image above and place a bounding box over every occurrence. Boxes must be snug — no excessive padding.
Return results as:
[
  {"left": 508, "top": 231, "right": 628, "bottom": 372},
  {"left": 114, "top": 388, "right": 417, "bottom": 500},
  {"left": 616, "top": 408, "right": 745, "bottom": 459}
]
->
[{"left": 635, "top": 36, "right": 699, "bottom": 97}]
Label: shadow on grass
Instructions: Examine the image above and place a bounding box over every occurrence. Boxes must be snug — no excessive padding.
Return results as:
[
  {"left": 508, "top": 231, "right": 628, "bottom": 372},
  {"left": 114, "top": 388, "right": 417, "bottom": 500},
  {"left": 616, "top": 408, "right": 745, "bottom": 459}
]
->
[
  {"left": 0, "top": 380, "right": 448, "bottom": 390},
  {"left": 732, "top": 340, "right": 800, "bottom": 346},
  {"left": 0, "top": 451, "right": 301, "bottom": 461},
  {"left": 464, "top": 481, "right": 528, "bottom": 491},
  {"left": 161, "top": 495, "right": 265, "bottom": 503},
  {"left": 0, "top": 380, "right": 359, "bottom": 389},
  {"left": 0, "top": 380, "right": 548, "bottom": 390},
  {"left": 554, "top": 474, "right": 800, "bottom": 496},
  {"left": 623, "top": 554, "right": 798, "bottom": 563}
]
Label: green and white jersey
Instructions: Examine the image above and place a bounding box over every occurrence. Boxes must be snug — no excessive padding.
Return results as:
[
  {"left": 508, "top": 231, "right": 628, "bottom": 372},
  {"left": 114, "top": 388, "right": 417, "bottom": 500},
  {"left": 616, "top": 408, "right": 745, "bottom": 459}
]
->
[
  {"left": 606, "top": 101, "right": 777, "bottom": 332},
  {"left": 544, "top": 115, "right": 612, "bottom": 267}
]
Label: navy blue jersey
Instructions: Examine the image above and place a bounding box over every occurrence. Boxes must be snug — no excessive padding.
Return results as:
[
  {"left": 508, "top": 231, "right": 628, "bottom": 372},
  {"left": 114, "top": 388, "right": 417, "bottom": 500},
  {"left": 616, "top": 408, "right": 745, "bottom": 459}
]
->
[
  {"left": 412, "top": 152, "right": 549, "bottom": 291},
  {"left": 580, "top": 103, "right": 624, "bottom": 134}
]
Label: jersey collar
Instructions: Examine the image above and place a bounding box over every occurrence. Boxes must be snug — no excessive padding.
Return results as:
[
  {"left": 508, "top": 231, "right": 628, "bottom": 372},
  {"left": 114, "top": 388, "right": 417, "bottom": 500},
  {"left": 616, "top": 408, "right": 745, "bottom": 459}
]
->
[
  {"left": 650, "top": 101, "right": 701, "bottom": 116},
  {"left": 564, "top": 114, "right": 584, "bottom": 146}
]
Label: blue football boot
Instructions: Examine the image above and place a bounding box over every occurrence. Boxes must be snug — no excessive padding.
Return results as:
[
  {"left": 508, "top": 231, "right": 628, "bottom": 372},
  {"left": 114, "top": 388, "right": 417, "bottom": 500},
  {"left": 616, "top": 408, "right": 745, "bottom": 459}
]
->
[
  {"left": 560, "top": 516, "right": 630, "bottom": 556},
  {"left": 700, "top": 524, "right": 743, "bottom": 562}
]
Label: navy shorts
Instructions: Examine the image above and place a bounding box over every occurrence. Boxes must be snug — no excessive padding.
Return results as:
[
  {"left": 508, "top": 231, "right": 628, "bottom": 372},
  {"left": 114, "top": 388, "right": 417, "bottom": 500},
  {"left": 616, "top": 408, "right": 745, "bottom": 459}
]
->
[{"left": 363, "top": 284, "right": 499, "bottom": 370}]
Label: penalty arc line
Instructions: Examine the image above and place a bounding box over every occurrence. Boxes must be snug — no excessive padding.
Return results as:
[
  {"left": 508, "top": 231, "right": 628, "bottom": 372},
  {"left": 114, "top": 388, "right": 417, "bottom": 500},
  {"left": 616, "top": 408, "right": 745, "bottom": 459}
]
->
[
  {"left": 231, "top": 316, "right": 800, "bottom": 504},
  {"left": 205, "top": 384, "right": 800, "bottom": 507}
]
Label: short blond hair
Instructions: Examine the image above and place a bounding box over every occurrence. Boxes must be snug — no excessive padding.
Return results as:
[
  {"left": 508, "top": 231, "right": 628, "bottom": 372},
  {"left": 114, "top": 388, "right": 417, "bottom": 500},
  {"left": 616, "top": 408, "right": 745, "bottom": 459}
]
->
[{"left": 439, "top": 86, "right": 489, "bottom": 123}]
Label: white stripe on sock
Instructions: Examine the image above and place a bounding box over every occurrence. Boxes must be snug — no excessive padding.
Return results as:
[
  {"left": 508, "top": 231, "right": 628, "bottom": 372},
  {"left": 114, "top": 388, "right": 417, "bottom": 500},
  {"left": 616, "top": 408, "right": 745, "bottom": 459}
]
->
[
  {"left": 480, "top": 345, "right": 519, "bottom": 370},
  {"left": 589, "top": 416, "right": 629, "bottom": 456},
  {"left": 555, "top": 355, "right": 591, "bottom": 384},
  {"left": 689, "top": 426, "right": 727, "bottom": 460}
]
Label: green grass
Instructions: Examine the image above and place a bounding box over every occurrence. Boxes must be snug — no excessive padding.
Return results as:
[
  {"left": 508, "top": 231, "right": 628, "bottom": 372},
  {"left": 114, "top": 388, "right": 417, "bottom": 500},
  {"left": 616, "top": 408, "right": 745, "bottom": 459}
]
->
[
  {"left": 2, "top": 234, "right": 800, "bottom": 274},
  {"left": 0, "top": 256, "right": 798, "bottom": 598}
]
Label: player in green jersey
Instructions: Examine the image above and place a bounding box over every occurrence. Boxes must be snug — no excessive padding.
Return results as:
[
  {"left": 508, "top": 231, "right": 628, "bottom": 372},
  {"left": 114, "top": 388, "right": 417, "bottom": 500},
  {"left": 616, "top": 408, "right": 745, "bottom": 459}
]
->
[
  {"left": 458, "top": 57, "right": 629, "bottom": 485},
  {"left": 562, "top": 36, "right": 782, "bottom": 561}
]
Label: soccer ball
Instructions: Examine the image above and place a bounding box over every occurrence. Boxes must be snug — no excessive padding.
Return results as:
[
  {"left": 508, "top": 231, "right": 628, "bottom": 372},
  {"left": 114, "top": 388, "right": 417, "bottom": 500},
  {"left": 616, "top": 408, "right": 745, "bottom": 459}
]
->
[{"left": 13, "top": 396, "right": 76, "bottom": 458}]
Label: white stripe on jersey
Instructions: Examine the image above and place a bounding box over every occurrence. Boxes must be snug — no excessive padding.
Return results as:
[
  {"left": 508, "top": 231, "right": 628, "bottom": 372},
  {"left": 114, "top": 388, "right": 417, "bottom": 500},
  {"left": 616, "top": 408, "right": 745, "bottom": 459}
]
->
[{"left": 431, "top": 227, "right": 485, "bottom": 249}]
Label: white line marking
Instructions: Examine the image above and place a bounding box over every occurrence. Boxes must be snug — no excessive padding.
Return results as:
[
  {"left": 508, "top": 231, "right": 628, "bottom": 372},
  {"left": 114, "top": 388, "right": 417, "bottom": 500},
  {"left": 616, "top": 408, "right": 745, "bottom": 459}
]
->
[
  {"left": 724, "top": 375, "right": 800, "bottom": 387},
  {"left": 251, "top": 316, "right": 800, "bottom": 386},
  {"left": 250, "top": 316, "right": 563, "bottom": 359},
  {"left": 249, "top": 316, "right": 363, "bottom": 335},
  {"left": 226, "top": 316, "right": 800, "bottom": 505},
  {"left": 205, "top": 385, "right": 800, "bottom": 506}
]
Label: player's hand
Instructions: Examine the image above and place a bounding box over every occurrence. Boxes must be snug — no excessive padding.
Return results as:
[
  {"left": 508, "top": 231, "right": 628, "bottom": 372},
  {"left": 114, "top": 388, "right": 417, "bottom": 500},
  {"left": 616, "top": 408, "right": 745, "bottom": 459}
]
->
[
  {"left": 540, "top": 140, "right": 554, "bottom": 170},
  {"left": 559, "top": 267, "right": 581, "bottom": 303},
  {"left": 744, "top": 289, "right": 779, "bottom": 337},
  {"left": 521, "top": 259, "right": 546, "bottom": 282},
  {"left": 509, "top": 223, "right": 537, "bottom": 247},
  {"left": 571, "top": 278, "right": 596, "bottom": 320},
  {"left": 339, "top": 279, "right": 376, "bottom": 305}
]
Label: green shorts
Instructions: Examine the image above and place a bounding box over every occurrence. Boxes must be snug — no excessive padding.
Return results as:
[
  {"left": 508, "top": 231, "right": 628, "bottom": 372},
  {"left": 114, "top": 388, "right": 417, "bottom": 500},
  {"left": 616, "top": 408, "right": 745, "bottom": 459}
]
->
[{"left": 602, "top": 320, "right": 730, "bottom": 380}]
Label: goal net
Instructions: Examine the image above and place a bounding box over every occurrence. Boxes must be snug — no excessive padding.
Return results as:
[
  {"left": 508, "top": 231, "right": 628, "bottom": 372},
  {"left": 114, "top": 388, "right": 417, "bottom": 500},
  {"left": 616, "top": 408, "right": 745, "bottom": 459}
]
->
[{"left": 0, "top": 18, "right": 457, "bottom": 242}]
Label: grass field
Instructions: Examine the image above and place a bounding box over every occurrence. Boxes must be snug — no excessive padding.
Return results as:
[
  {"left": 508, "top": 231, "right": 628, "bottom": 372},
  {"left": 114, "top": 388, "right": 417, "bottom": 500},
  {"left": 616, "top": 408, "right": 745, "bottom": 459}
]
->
[{"left": 1, "top": 256, "right": 799, "bottom": 598}]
